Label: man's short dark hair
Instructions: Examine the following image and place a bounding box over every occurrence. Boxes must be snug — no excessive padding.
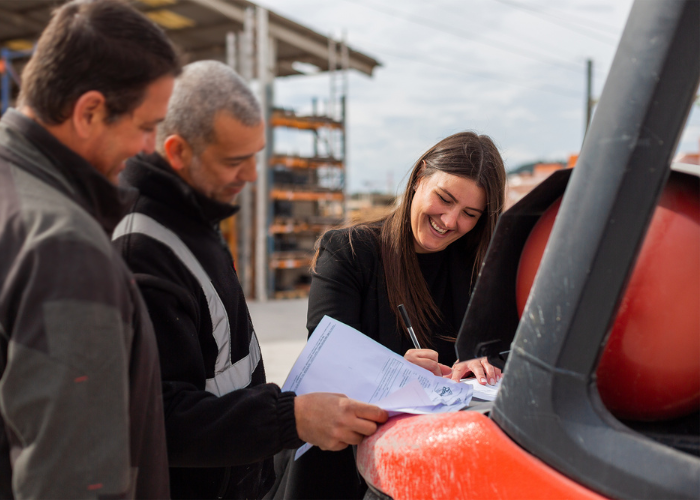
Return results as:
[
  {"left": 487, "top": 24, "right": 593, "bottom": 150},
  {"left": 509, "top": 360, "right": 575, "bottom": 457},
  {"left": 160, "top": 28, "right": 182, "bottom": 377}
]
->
[{"left": 19, "top": 0, "right": 181, "bottom": 125}]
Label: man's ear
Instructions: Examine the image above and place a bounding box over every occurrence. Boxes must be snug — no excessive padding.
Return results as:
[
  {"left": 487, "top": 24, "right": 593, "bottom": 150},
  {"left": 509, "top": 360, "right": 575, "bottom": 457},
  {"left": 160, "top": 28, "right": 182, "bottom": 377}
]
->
[
  {"left": 72, "top": 91, "right": 108, "bottom": 139},
  {"left": 163, "top": 135, "right": 193, "bottom": 171}
]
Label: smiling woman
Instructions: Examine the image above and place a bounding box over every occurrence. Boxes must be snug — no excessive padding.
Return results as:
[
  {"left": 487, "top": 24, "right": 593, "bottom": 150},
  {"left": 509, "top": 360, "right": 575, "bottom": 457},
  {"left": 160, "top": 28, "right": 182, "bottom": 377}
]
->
[
  {"left": 275, "top": 132, "right": 507, "bottom": 499},
  {"left": 309, "top": 131, "right": 505, "bottom": 362}
]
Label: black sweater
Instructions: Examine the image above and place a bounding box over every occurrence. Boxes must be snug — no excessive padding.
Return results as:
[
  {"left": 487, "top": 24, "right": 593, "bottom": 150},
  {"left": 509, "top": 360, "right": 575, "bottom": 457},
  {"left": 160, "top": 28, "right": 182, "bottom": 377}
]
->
[
  {"left": 113, "top": 153, "right": 302, "bottom": 499},
  {"left": 307, "top": 224, "right": 476, "bottom": 365}
]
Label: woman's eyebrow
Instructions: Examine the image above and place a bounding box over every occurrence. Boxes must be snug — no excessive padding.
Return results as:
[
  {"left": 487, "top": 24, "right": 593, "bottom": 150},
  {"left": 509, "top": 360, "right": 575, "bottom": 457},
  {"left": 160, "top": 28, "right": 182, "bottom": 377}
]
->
[{"left": 439, "top": 187, "right": 484, "bottom": 213}]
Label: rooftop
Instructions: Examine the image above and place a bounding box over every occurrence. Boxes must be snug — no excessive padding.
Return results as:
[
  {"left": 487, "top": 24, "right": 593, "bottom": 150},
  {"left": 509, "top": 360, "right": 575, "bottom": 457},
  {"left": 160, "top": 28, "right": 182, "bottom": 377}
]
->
[{"left": 0, "top": 0, "right": 381, "bottom": 77}]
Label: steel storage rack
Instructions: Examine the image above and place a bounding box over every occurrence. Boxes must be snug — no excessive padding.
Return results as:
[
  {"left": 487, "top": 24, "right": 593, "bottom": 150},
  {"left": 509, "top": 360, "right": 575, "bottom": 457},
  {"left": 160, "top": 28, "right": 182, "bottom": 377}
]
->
[{"left": 267, "top": 101, "right": 347, "bottom": 299}]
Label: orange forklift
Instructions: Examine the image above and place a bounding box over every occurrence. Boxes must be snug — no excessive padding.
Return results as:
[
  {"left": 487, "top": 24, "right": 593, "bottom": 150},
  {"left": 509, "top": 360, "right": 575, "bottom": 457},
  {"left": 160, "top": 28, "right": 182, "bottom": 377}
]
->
[{"left": 356, "top": 0, "right": 699, "bottom": 498}]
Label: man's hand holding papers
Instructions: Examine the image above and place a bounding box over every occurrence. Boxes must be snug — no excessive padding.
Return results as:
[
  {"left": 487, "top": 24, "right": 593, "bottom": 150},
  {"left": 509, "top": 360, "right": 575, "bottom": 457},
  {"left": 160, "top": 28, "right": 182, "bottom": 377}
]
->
[{"left": 294, "top": 393, "right": 388, "bottom": 451}]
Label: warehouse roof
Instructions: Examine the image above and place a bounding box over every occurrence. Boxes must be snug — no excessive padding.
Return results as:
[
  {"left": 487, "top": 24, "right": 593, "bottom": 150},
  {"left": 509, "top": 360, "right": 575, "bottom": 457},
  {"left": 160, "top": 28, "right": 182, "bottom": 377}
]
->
[{"left": 0, "top": 0, "right": 380, "bottom": 77}]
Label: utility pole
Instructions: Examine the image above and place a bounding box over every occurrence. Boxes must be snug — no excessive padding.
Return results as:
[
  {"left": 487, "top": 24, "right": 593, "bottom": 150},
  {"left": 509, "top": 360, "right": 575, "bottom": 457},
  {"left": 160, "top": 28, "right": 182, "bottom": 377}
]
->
[{"left": 585, "top": 58, "right": 594, "bottom": 138}]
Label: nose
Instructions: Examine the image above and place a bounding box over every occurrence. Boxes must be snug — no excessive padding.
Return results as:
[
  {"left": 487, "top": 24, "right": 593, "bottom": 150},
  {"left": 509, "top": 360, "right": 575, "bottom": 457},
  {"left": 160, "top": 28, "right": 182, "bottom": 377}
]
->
[
  {"left": 441, "top": 208, "right": 460, "bottom": 229},
  {"left": 239, "top": 157, "right": 258, "bottom": 183}
]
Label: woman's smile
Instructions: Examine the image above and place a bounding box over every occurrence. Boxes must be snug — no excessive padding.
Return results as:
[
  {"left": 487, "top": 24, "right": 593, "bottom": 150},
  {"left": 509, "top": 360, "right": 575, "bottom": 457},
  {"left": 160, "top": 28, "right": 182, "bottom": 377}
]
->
[{"left": 429, "top": 217, "right": 448, "bottom": 235}]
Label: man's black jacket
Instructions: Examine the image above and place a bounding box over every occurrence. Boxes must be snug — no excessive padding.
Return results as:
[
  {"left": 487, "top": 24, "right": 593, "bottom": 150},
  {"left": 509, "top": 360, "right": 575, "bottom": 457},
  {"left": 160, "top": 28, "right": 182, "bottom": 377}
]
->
[{"left": 113, "top": 153, "right": 302, "bottom": 499}]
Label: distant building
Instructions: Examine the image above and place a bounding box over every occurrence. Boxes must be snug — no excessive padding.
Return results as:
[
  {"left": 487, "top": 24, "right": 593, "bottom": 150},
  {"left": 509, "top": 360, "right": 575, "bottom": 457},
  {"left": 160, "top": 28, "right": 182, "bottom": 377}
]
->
[
  {"left": 507, "top": 138, "right": 699, "bottom": 210},
  {"left": 506, "top": 160, "right": 569, "bottom": 209},
  {"left": 347, "top": 193, "right": 397, "bottom": 224}
]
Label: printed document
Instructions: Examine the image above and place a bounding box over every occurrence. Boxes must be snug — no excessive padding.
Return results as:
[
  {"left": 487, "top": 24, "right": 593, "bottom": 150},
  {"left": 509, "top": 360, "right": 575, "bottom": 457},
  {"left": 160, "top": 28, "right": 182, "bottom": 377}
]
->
[
  {"left": 282, "top": 316, "right": 473, "bottom": 458},
  {"left": 461, "top": 378, "right": 501, "bottom": 401}
]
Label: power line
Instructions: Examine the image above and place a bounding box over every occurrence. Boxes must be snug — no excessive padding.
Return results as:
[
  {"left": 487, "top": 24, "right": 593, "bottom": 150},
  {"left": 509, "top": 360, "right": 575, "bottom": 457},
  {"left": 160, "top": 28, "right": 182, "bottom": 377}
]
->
[
  {"left": 502, "top": 0, "right": 622, "bottom": 34},
  {"left": 489, "top": 0, "right": 619, "bottom": 46},
  {"left": 362, "top": 40, "right": 581, "bottom": 99},
  {"left": 339, "top": 0, "right": 583, "bottom": 74}
]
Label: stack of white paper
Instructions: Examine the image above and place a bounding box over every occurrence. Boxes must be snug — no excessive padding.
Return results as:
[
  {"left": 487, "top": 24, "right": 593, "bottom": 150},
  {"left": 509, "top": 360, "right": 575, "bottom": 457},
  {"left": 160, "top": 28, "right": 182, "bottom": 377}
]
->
[
  {"left": 282, "top": 315, "right": 472, "bottom": 412},
  {"left": 282, "top": 316, "right": 474, "bottom": 459},
  {"left": 461, "top": 378, "right": 501, "bottom": 401}
]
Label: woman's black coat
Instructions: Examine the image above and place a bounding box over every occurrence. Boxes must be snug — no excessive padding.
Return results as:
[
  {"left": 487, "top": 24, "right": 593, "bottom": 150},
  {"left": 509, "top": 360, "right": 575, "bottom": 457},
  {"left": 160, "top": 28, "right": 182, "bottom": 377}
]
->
[
  {"left": 307, "top": 224, "right": 476, "bottom": 364},
  {"left": 270, "top": 223, "right": 477, "bottom": 500}
]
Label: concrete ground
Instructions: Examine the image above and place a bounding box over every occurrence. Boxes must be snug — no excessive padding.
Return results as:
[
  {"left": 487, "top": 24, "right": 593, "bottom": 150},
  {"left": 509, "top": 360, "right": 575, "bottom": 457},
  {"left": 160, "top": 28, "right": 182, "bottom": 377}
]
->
[{"left": 248, "top": 298, "right": 310, "bottom": 387}]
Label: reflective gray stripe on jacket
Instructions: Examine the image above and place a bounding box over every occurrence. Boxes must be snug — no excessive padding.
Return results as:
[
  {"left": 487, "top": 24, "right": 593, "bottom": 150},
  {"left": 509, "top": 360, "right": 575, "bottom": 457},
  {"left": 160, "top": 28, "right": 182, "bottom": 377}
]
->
[{"left": 113, "top": 212, "right": 260, "bottom": 396}]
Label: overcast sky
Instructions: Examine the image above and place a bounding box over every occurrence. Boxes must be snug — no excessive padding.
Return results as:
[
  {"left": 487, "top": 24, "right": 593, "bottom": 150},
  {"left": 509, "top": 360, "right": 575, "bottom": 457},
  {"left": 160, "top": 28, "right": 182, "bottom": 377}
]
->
[{"left": 257, "top": 0, "right": 700, "bottom": 194}]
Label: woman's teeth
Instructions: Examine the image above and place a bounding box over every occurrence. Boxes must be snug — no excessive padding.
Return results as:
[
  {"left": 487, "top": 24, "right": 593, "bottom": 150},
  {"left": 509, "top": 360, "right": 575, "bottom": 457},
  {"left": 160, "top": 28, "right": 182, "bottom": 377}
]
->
[{"left": 430, "top": 218, "right": 447, "bottom": 235}]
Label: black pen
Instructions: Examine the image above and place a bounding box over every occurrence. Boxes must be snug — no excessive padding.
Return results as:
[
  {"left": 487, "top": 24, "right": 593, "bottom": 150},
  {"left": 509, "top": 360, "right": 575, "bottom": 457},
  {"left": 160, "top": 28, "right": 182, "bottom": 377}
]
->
[{"left": 397, "top": 304, "right": 421, "bottom": 349}]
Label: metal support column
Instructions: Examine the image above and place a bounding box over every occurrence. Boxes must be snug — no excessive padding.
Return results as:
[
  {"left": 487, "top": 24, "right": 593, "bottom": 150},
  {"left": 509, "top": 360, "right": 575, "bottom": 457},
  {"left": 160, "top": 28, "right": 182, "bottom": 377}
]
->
[
  {"left": 226, "top": 32, "right": 236, "bottom": 72},
  {"left": 340, "top": 35, "right": 349, "bottom": 213},
  {"left": 328, "top": 38, "right": 337, "bottom": 121},
  {"left": 241, "top": 8, "right": 254, "bottom": 81},
  {"left": 238, "top": 7, "right": 255, "bottom": 297},
  {"left": 328, "top": 38, "right": 337, "bottom": 158},
  {"left": 312, "top": 97, "right": 319, "bottom": 157},
  {"left": 265, "top": 37, "right": 277, "bottom": 296},
  {"left": 1, "top": 53, "right": 10, "bottom": 115},
  {"left": 255, "top": 6, "right": 270, "bottom": 301},
  {"left": 1, "top": 48, "right": 33, "bottom": 115}
]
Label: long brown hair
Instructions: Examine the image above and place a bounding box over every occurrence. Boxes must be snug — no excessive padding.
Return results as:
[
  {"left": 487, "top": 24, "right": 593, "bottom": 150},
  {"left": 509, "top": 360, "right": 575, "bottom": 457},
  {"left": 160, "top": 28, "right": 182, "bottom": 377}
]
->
[{"left": 314, "top": 132, "right": 506, "bottom": 347}]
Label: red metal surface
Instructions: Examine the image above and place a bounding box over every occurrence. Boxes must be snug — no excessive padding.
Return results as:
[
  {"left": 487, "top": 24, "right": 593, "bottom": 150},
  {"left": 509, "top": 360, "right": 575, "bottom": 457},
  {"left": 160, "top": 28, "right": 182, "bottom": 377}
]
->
[
  {"left": 597, "top": 176, "right": 700, "bottom": 419},
  {"left": 357, "top": 412, "right": 607, "bottom": 500},
  {"left": 516, "top": 176, "right": 700, "bottom": 420}
]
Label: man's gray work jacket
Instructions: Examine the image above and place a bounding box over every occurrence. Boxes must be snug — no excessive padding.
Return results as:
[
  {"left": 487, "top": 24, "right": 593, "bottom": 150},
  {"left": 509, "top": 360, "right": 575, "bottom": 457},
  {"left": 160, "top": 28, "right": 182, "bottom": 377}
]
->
[{"left": 0, "top": 109, "right": 169, "bottom": 499}]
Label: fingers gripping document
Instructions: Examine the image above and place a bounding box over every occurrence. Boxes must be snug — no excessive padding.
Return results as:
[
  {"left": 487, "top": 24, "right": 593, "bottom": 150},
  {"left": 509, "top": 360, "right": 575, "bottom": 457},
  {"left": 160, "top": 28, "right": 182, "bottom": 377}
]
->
[{"left": 282, "top": 316, "right": 473, "bottom": 458}]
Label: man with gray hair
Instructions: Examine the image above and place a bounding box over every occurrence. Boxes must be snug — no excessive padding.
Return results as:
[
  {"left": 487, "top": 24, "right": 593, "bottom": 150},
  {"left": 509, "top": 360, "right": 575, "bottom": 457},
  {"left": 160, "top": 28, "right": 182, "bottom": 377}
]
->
[{"left": 113, "top": 60, "right": 387, "bottom": 499}]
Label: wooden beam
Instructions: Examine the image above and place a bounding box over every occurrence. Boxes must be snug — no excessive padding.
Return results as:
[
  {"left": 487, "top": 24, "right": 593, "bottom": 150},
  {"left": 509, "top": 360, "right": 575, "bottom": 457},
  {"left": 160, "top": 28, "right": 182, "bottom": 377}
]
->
[
  {"left": 183, "top": 0, "right": 378, "bottom": 76},
  {"left": 184, "top": 0, "right": 245, "bottom": 23},
  {"left": 269, "top": 23, "right": 375, "bottom": 76}
]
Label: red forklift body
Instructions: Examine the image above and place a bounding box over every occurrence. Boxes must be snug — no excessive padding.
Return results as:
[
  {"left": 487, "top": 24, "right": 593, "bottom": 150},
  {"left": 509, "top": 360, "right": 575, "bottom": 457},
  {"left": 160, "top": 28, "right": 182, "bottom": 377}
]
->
[
  {"left": 358, "top": 412, "right": 606, "bottom": 500},
  {"left": 358, "top": 0, "right": 699, "bottom": 498}
]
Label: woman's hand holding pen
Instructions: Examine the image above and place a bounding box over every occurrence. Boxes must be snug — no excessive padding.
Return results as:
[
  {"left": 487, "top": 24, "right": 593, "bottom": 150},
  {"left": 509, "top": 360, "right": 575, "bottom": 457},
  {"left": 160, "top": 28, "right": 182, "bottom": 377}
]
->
[
  {"left": 450, "top": 357, "right": 501, "bottom": 385},
  {"left": 399, "top": 305, "right": 452, "bottom": 376},
  {"left": 404, "top": 349, "right": 452, "bottom": 377}
]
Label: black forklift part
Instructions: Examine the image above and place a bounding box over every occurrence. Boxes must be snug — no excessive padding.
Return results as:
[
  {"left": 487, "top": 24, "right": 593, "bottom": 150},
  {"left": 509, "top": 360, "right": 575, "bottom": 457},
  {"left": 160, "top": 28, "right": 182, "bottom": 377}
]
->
[
  {"left": 456, "top": 168, "right": 572, "bottom": 365},
  {"left": 456, "top": 0, "right": 700, "bottom": 498}
]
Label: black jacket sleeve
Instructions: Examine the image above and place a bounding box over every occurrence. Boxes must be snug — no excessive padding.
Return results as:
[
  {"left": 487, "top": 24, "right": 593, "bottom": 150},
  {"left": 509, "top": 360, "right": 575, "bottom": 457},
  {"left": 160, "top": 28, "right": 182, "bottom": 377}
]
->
[
  {"left": 118, "top": 235, "right": 302, "bottom": 468},
  {"left": 306, "top": 228, "right": 377, "bottom": 337}
]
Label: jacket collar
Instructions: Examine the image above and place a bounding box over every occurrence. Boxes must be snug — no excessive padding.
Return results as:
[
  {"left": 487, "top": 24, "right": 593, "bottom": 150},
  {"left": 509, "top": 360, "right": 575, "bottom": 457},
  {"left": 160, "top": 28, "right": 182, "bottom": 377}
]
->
[
  {"left": 122, "top": 152, "right": 239, "bottom": 225},
  {"left": 0, "top": 108, "right": 137, "bottom": 234}
]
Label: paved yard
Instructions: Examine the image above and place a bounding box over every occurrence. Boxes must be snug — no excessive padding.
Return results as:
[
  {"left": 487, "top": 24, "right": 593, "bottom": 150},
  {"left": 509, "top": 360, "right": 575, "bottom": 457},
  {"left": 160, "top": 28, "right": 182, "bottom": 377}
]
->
[{"left": 248, "top": 298, "right": 309, "bottom": 386}]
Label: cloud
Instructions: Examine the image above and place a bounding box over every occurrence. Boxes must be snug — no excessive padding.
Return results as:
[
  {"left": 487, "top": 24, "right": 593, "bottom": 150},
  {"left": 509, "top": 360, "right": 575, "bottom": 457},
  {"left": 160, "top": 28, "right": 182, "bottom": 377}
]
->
[{"left": 260, "top": 0, "right": 635, "bottom": 192}]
